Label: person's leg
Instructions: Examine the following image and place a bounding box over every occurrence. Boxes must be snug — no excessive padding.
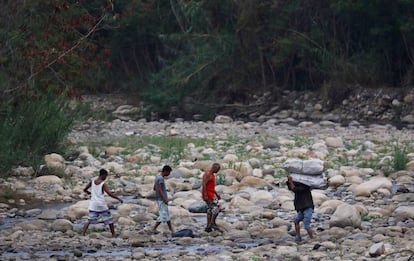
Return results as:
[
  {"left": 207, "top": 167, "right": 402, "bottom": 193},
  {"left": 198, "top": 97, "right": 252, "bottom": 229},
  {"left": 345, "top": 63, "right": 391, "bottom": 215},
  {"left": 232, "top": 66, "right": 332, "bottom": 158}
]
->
[
  {"left": 294, "top": 221, "right": 300, "bottom": 236},
  {"left": 109, "top": 223, "right": 115, "bottom": 237},
  {"left": 82, "top": 221, "right": 90, "bottom": 236},
  {"left": 152, "top": 221, "right": 161, "bottom": 231},
  {"left": 205, "top": 213, "right": 213, "bottom": 232},
  {"left": 167, "top": 221, "right": 174, "bottom": 233},
  {"left": 205, "top": 200, "right": 213, "bottom": 232},
  {"left": 294, "top": 210, "right": 304, "bottom": 241},
  {"left": 307, "top": 228, "right": 314, "bottom": 239},
  {"left": 211, "top": 213, "right": 219, "bottom": 226},
  {"left": 303, "top": 208, "right": 314, "bottom": 239},
  {"left": 211, "top": 200, "right": 220, "bottom": 228},
  {"left": 83, "top": 210, "right": 98, "bottom": 236},
  {"left": 101, "top": 210, "right": 115, "bottom": 236},
  {"left": 153, "top": 201, "right": 170, "bottom": 233}
]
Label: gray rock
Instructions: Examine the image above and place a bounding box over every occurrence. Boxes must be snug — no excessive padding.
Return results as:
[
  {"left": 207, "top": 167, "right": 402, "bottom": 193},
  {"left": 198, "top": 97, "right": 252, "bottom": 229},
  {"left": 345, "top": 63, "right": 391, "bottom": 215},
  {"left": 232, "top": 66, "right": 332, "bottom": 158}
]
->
[
  {"left": 51, "top": 219, "right": 73, "bottom": 232},
  {"left": 188, "top": 201, "right": 207, "bottom": 213},
  {"left": 369, "top": 242, "right": 385, "bottom": 257}
]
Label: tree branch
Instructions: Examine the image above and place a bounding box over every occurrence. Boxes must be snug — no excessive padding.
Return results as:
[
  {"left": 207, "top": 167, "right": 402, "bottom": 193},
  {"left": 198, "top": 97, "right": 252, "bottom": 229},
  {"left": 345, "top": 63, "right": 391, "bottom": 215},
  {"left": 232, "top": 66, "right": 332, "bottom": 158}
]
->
[{"left": 4, "top": 14, "right": 108, "bottom": 94}]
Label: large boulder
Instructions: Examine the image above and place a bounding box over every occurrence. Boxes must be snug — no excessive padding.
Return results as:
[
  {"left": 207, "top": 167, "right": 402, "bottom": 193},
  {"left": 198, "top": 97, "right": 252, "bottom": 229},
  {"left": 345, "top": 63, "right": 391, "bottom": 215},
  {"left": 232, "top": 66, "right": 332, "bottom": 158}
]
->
[
  {"left": 62, "top": 200, "right": 89, "bottom": 221},
  {"left": 230, "top": 176, "right": 272, "bottom": 191},
  {"left": 188, "top": 201, "right": 207, "bottom": 213},
  {"left": 353, "top": 177, "right": 393, "bottom": 196},
  {"left": 43, "top": 153, "right": 66, "bottom": 177},
  {"left": 51, "top": 219, "right": 73, "bottom": 232},
  {"left": 15, "top": 220, "right": 49, "bottom": 231},
  {"left": 329, "top": 203, "right": 361, "bottom": 228},
  {"left": 393, "top": 206, "right": 414, "bottom": 220},
  {"left": 32, "top": 175, "right": 63, "bottom": 185}
]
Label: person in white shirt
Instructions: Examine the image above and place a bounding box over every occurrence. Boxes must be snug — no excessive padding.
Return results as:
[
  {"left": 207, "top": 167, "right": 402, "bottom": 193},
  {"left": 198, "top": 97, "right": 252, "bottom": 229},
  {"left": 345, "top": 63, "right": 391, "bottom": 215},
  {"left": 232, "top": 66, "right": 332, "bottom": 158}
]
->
[{"left": 82, "top": 168, "right": 123, "bottom": 237}]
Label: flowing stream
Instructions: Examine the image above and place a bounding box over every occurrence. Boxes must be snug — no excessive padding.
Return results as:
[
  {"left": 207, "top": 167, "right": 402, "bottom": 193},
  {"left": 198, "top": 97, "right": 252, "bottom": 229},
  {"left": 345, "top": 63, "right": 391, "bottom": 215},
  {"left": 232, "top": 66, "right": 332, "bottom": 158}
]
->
[{"left": 0, "top": 196, "right": 260, "bottom": 259}]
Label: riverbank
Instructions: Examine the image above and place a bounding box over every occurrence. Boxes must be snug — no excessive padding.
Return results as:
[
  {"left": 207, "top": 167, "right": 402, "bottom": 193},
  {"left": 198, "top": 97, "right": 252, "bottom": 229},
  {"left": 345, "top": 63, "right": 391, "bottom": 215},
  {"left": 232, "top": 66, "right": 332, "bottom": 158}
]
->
[{"left": 0, "top": 96, "right": 414, "bottom": 260}]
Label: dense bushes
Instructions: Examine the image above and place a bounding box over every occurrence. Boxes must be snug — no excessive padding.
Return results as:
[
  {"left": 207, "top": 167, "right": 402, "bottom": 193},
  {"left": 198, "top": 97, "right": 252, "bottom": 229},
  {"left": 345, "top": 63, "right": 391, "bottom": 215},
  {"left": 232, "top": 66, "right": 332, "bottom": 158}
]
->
[
  {"left": 0, "top": 94, "right": 78, "bottom": 176},
  {"left": 2, "top": 0, "right": 414, "bottom": 116},
  {"left": 110, "top": 0, "right": 414, "bottom": 117}
]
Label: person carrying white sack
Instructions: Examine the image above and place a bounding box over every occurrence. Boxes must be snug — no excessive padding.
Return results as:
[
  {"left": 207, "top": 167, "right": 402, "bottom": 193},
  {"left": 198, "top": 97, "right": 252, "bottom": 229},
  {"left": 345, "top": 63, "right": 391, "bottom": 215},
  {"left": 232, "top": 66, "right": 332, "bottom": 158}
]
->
[
  {"left": 286, "top": 175, "right": 315, "bottom": 242},
  {"left": 283, "top": 158, "right": 327, "bottom": 189}
]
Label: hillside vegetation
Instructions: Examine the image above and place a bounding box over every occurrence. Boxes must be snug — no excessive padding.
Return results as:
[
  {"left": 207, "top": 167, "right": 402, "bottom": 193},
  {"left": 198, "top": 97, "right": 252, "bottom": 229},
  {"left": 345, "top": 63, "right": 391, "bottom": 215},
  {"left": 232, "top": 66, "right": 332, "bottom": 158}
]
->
[{"left": 1, "top": 0, "right": 414, "bottom": 173}]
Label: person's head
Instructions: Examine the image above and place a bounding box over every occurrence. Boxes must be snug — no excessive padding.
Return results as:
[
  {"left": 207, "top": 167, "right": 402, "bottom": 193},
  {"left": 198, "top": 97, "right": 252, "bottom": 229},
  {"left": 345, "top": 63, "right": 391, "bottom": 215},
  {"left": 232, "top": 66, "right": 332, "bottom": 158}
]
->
[
  {"left": 211, "top": 163, "right": 221, "bottom": 173},
  {"left": 161, "top": 165, "right": 172, "bottom": 177},
  {"left": 99, "top": 168, "right": 108, "bottom": 180}
]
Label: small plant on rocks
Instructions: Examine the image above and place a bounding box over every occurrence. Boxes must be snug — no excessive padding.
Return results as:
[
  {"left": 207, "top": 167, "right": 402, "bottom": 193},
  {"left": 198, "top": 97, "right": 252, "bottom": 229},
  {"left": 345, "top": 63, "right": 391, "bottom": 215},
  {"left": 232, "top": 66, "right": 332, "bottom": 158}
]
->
[
  {"left": 216, "top": 172, "right": 226, "bottom": 185},
  {"left": 392, "top": 145, "right": 408, "bottom": 171}
]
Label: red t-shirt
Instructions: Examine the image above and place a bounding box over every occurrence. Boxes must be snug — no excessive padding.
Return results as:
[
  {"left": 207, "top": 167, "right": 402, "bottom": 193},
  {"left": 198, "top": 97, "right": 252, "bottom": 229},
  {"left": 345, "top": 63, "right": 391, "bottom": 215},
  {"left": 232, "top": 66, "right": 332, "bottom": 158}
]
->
[{"left": 203, "top": 170, "right": 216, "bottom": 199}]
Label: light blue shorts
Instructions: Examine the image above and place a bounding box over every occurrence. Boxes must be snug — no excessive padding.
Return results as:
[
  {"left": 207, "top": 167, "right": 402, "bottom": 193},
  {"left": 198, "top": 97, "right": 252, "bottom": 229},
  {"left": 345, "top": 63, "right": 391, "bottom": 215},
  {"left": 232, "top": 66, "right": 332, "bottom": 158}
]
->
[
  {"left": 294, "top": 207, "right": 314, "bottom": 230},
  {"left": 157, "top": 201, "right": 170, "bottom": 222}
]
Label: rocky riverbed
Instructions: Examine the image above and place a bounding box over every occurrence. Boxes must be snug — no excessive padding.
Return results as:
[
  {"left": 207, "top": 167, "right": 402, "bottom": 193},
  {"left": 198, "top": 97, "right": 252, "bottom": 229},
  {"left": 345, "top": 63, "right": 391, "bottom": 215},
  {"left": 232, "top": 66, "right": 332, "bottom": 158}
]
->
[{"left": 1, "top": 97, "right": 414, "bottom": 260}]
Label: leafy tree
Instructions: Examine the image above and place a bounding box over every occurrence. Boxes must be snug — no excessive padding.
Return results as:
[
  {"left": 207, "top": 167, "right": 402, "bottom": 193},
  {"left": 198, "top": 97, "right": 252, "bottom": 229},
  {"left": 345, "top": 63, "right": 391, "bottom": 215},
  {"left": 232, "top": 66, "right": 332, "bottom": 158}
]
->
[
  {"left": 0, "top": 0, "right": 113, "bottom": 175},
  {"left": 0, "top": 0, "right": 113, "bottom": 103}
]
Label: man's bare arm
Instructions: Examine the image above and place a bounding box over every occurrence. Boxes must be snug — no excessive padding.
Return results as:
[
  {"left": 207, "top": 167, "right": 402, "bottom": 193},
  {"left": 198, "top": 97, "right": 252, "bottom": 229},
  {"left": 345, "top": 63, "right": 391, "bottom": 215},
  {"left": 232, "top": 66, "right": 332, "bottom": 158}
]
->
[
  {"left": 83, "top": 182, "right": 92, "bottom": 194},
  {"left": 103, "top": 183, "right": 123, "bottom": 203}
]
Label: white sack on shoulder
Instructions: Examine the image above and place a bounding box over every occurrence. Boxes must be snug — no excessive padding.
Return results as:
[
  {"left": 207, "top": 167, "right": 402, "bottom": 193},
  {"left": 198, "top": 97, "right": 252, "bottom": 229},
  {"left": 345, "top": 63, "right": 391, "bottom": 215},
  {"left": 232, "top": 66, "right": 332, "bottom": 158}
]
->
[
  {"left": 282, "top": 158, "right": 303, "bottom": 173},
  {"left": 302, "top": 159, "right": 324, "bottom": 175},
  {"left": 283, "top": 158, "right": 324, "bottom": 175},
  {"left": 290, "top": 173, "right": 327, "bottom": 189}
]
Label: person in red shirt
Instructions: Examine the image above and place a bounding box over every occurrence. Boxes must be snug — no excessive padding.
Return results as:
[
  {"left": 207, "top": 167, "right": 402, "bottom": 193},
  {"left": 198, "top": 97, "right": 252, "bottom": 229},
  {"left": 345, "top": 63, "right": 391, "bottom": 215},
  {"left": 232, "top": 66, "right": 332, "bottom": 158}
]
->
[{"left": 202, "top": 163, "right": 222, "bottom": 232}]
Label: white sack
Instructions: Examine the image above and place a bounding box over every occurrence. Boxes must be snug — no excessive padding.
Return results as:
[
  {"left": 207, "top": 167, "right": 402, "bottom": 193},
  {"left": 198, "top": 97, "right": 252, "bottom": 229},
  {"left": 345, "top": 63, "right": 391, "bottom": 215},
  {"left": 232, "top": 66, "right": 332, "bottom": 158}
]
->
[
  {"left": 283, "top": 158, "right": 324, "bottom": 175},
  {"left": 290, "top": 173, "right": 327, "bottom": 189}
]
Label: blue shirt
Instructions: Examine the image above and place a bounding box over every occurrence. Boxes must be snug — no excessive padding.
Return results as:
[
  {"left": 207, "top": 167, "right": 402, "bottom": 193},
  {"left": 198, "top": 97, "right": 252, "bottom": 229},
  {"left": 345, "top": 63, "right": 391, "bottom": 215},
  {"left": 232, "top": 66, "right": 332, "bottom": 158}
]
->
[{"left": 154, "top": 175, "right": 168, "bottom": 201}]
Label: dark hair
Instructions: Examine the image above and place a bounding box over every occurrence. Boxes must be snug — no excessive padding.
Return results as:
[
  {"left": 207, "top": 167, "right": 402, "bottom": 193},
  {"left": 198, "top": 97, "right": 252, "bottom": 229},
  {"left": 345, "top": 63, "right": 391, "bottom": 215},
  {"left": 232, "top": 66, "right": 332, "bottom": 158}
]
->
[
  {"left": 99, "top": 169, "right": 108, "bottom": 177},
  {"left": 162, "top": 165, "right": 172, "bottom": 172}
]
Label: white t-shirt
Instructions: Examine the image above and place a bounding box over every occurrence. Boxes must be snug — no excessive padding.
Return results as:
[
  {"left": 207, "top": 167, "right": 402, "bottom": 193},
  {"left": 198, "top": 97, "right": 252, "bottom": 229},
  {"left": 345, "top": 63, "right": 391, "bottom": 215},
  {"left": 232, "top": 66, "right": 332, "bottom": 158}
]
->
[{"left": 89, "top": 177, "right": 108, "bottom": 211}]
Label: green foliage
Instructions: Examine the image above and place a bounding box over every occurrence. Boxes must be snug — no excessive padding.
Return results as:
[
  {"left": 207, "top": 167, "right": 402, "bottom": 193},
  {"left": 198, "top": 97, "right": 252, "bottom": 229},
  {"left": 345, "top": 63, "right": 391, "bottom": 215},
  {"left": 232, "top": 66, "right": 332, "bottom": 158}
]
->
[
  {"left": 356, "top": 157, "right": 380, "bottom": 170},
  {"left": 361, "top": 214, "right": 373, "bottom": 222},
  {"left": 3, "top": 0, "right": 414, "bottom": 120},
  {"left": 76, "top": 101, "right": 115, "bottom": 122},
  {"left": 0, "top": 93, "right": 78, "bottom": 176},
  {"left": 392, "top": 145, "right": 408, "bottom": 171},
  {"left": 293, "top": 135, "right": 311, "bottom": 147},
  {"left": 138, "top": 136, "right": 184, "bottom": 162},
  {"left": 106, "top": 180, "right": 115, "bottom": 188},
  {"left": 0, "top": 188, "right": 17, "bottom": 201},
  {"left": 216, "top": 172, "right": 225, "bottom": 185},
  {"left": 0, "top": 0, "right": 113, "bottom": 103},
  {"left": 76, "top": 135, "right": 209, "bottom": 164},
  {"left": 227, "top": 161, "right": 242, "bottom": 172},
  {"left": 274, "top": 168, "right": 287, "bottom": 179}
]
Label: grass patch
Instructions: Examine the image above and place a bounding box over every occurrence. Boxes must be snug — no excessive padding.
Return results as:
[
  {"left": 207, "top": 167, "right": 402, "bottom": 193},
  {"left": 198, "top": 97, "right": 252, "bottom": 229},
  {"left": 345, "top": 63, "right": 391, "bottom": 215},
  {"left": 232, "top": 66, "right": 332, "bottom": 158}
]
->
[
  {"left": 361, "top": 214, "right": 373, "bottom": 222},
  {"left": 0, "top": 188, "right": 17, "bottom": 201},
  {"left": 0, "top": 187, "right": 37, "bottom": 206},
  {"left": 293, "top": 135, "right": 311, "bottom": 147},
  {"left": 274, "top": 168, "right": 287, "bottom": 179},
  {"left": 356, "top": 158, "right": 380, "bottom": 169},
  {"left": 392, "top": 145, "right": 408, "bottom": 171},
  {"left": 0, "top": 93, "right": 79, "bottom": 176},
  {"left": 216, "top": 172, "right": 226, "bottom": 185},
  {"left": 74, "top": 135, "right": 210, "bottom": 164}
]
